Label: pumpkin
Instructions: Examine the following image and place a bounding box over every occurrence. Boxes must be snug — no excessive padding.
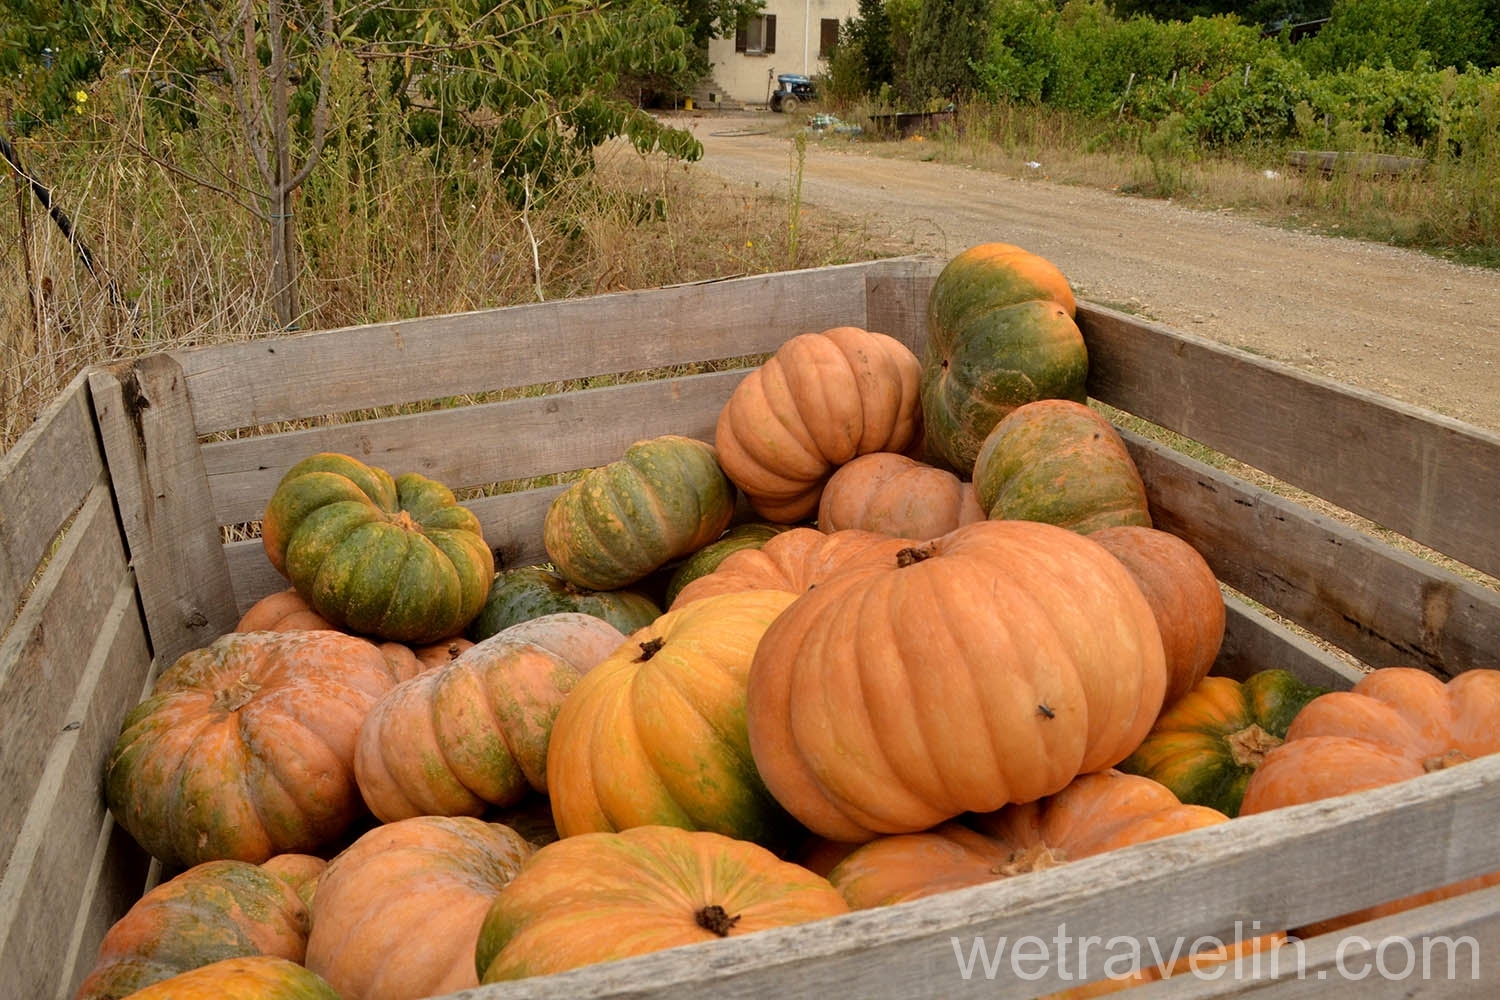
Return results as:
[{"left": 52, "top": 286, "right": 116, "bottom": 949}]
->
[
  {"left": 354, "top": 613, "right": 626, "bottom": 822},
  {"left": 1089, "top": 525, "right": 1225, "bottom": 706},
  {"left": 746, "top": 519, "right": 1167, "bottom": 843},
  {"left": 543, "top": 434, "right": 736, "bottom": 591},
  {"left": 547, "top": 590, "right": 802, "bottom": 850},
  {"left": 920, "top": 243, "right": 1087, "bottom": 473},
  {"left": 816, "top": 451, "right": 985, "bottom": 540},
  {"left": 972, "top": 399, "right": 1152, "bottom": 534},
  {"left": 663, "top": 522, "right": 789, "bottom": 606},
  {"left": 74, "top": 860, "right": 311, "bottom": 1000},
  {"left": 827, "top": 770, "right": 1228, "bottom": 909},
  {"left": 305, "top": 815, "right": 533, "bottom": 1000},
  {"left": 106, "top": 630, "right": 401, "bottom": 867},
  {"left": 123, "top": 956, "right": 341, "bottom": 1000},
  {"left": 1121, "top": 669, "right": 1328, "bottom": 818},
  {"left": 714, "top": 326, "right": 923, "bottom": 522},
  {"left": 466, "top": 565, "right": 661, "bottom": 640},
  {"left": 261, "top": 853, "right": 328, "bottom": 910},
  {"left": 475, "top": 825, "right": 851, "bottom": 983},
  {"left": 668, "top": 525, "right": 912, "bottom": 609},
  {"left": 260, "top": 452, "right": 494, "bottom": 644},
  {"left": 1239, "top": 666, "right": 1500, "bottom": 936}
]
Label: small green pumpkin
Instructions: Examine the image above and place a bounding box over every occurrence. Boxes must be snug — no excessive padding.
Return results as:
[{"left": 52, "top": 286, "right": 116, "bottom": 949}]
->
[
  {"left": 467, "top": 566, "right": 661, "bottom": 640},
  {"left": 663, "top": 522, "right": 789, "bottom": 606},
  {"left": 261, "top": 453, "right": 493, "bottom": 644},
  {"left": 542, "top": 435, "right": 736, "bottom": 591}
]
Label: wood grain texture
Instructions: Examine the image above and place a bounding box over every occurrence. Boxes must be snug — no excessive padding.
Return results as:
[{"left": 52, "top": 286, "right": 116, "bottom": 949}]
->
[
  {"left": 0, "top": 483, "right": 129, "bottom": 866},
  {"left": 89, "top": 356, "right": 244, "bottom": 665},
  {"left": 864, "top": 263, "right": 939, "bottom": 354},
  {"left": 0, "top": 571, "right": 152, "bottom": 1000},
  {"left": 1124, "top": 430, "right": 1500, "bottom": 678},
  {"left": 172, "top": 262, "right": 895, "bottom": 435},
  {"left": 0, "top": 374, "right": 101, "bottom": 630},
  {"left": 1216, "top": 595, "right": 1367, "bottom": 690},
  {"left": 437, "top": 754, "right": 1500, "bottom": 999},
  {"left": 53, "top": 818, "right": 154, "bottom": 1000},
  {"left": 1081, "top": 303, "right": 1500, "bottom": 581}
]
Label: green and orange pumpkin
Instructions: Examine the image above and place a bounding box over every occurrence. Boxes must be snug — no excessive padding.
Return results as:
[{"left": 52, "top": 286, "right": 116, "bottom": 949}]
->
[{"left": 467, "top": 565, "right": 661, "bottom": 640}]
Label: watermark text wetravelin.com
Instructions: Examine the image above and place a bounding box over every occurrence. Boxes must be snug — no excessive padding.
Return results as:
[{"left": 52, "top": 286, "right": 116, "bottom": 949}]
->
[{"left": 950, "top": 923, "right": 1481, "bottom": 983}]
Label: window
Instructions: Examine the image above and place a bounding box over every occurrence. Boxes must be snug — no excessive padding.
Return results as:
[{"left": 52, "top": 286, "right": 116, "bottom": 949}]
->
[
  {"left": 735, "top": 14, "right": 776, "bottom": 54},
  {"left": 820, "top": 18, "right": 840, "bottom": 59}
]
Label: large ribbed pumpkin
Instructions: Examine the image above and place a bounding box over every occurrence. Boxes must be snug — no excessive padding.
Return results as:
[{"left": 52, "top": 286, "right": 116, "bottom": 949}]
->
[
  {"left": 668, "top": 526, "right": 912, "bottom": 609},
  {"left": 816, "top": 451, "right": 985, "bottom": 540},
  {"left": 74, "top": 860, "right": 311, "bottom": 1000},
  {"left": 973, "top": 399, "right": 1152, "bottom": 534},
  {"left": 475, "top": 825, "right": 850, "bottom": 983},
  {"left": 260, "top": 453, "right": 494, "bottom": 643},
  {"left": 920, "top": 243, "right": 1087, "bottom": 474},
  {"left": 543, "top": 435, "right": 736, "bottom": 591},
  {"left": 123, "top": 957, "right": 341, "bottom": 1000},
  {"left": 354, "top": 613, "right": 626, "bottom": 822},
  {"left": 714, "top": 326, "right": 923, "bottom": 522},
  {"left": 1239, "top": 667, "right": 1500, "bottom": 936},
  {"left": 105, "top": 630, "right": 401, "bottom": 867},
  {"left": 305, "top": 816, "right": 532, "bottom": 1000},
  {"left": 746, "top": 519, "right": 1167, "bottom": 843},
  {"left": 547, "top": 590, "right": 801, "bottom": 850}
]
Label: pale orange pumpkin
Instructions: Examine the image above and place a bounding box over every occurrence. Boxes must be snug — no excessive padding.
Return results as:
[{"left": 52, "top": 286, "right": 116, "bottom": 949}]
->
[
  {"left": 668, "top": 525, "right": 912, "bottom": 609},
  {"left": 816, "top": 451, "right": 985, "bottom": 540},
  {"left": 746, "top": 519, "right": 1167, "bottom": 843},
  {"left": 122, "top": 956, "right": 340, "bottom": 1000}
]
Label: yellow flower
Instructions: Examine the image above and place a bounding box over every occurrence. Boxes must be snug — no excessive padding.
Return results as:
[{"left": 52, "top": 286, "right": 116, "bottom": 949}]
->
[{"left": 74, "top": 90, "right": 87, "bottom": 104}]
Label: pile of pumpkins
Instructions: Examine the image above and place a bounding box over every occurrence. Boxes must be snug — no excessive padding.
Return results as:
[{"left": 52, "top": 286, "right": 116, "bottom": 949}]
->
[{"left": 87, "top": 245, "right": 1500, "bottom": 1000}]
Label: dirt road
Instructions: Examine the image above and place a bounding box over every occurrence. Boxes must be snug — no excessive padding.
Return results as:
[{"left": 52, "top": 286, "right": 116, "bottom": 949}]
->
[{"left": 668, "top": 112, "right": 1500, "bottom": 434}]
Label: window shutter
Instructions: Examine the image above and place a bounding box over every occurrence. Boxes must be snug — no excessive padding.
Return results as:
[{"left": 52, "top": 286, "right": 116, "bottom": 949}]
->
[
  {"left": 765, "top": 15, "right": 776, "bottom": 53},
  {"left": 735, "top": 23, "right": 747, "bottom": 52},
  {"left": 820, "top": 18, "right": 839, "bottom": 57}
]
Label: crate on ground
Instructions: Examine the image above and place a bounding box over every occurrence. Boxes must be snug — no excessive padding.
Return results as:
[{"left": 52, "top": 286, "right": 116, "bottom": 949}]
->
[{"left": 3, "top": 256, "right": 1500, "bottom": 999}]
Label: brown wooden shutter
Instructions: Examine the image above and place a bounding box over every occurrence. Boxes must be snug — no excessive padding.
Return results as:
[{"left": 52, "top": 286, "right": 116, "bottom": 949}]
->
[
  {"left": 735, "top": 22, "right": 747, "bottom": 52},
  {"left": 765, "top": 15, "right": 776, "bottom": 53},
  {"left": 820, "top": 18, "right": 839, "bottom": 57}
]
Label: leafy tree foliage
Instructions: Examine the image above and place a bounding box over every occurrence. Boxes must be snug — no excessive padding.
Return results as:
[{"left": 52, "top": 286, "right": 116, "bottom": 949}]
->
[{"left": 906, "top": 0, "right": 993, "bottom": 103}]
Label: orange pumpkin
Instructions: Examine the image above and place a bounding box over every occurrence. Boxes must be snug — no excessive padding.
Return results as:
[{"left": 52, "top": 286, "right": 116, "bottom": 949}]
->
[
  {"left": 1239, "top": 666, "right": 1500, "bottom": 936},
  {"left": 746, "top": 519, "right": 1167, "bottom": 843},
  {"left": 123, "top": 956, "right": 340, "bottom": 1000},
  {"left": 304, "top": 815, "right": 532, "bottom": 1000},
  {"left": 475, "top": 825, "right": 850, "bottom": 983},
  {"left": 105, "top": 630, "right": 401, "bottom": 867},
  {"left": 354, "top": 613, "right": 626, "bottom": 822},
  {"left": 547, "top": 590, "right": 802, "bottom": 849},
  {"left": 261, "top": 853, "right": 328, "bottom": 910},
  {"left": 816, "top": 451, "right": 985, "bottom": 540},
  {"left": 1089, "top": 525, "right": 1225, "bottom": 706},
  {"left": 668, "top": 525, "right": 911, "bottom": 609},
  {"left": 74, "top": 860, "right": 311, "bottom": 1000},
  {"left": 714, "top": 326, "right": 923, "bottom": 522}
]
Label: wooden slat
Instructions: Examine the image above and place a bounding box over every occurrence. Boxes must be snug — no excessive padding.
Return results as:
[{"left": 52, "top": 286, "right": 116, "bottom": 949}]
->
[
  {"left": 0, "top": 482, "right": 130, "bottom": 865},
  {"left": 864, "top": 261, "right": 939, "bottom": 354},
  {"left": 200, "top": 368, "right": 749, "bottom": 527},
  {"left": 89, "top": 357, "right": 244, "bottom": 665},
  {"left": 173, "top": 262, "right": 900, "bottom": 435},
  {"left": 0, "top": 373, "right": 102, "bottom": 630},
  {"left": 0, "top": 571, "right": 153, "bottom": 999},
  {"left": 1081, "top": 304, "right": 1500, "bottom": 580},
  {"left": 54, "top": 819, "right": 153, "bottom": 1000},
  {"left": 451, "top": 755, "right": 1500, "bottom": 999},
  {"left": 1215, "top": 595, "right": 1366, "bottom": 690},
  {"left": 1123, "top": 431, "right": 1500, "bottom": 678}
]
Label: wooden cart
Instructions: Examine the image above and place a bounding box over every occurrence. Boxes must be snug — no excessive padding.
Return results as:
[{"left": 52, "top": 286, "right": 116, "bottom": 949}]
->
[{"left": 4, "top": 257, "right": 1499, "bottom": 999}]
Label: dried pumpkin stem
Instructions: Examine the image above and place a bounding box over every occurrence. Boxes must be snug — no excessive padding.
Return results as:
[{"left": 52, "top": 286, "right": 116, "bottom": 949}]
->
[
  {"left": 636, "top": 637, "right": 665, "bottom": 661},
  {"left": 990, "top": 843, "right": 1067, "bottom": 877},
  {"left": 392, "top": 509, "right": 419, "bottom": 532},
  {"left": 695, "top": 904, "right": 741, "bottom": 937},
  {"left": 1423, "top": 748, "right": 1472, "bottom": 772},
  {"left": 212, "top": 671, "right": 262, "bottom": 713},
  {"left": 1226, "top": 723, "right": 1282, "bottom": 768},
  {"left": 896, "top": 544, "right": 937, "bottom": 568}
]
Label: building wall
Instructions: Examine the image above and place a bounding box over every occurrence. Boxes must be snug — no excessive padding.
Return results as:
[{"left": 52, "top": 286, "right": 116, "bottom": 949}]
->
[{"left": 705, "top": 0, "right": 857, "bottom": 107}]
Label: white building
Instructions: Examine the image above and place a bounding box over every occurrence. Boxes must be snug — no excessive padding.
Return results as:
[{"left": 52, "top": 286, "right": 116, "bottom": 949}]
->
[{"left": 701, "top": 0, "right": 859, "bottom": 108}]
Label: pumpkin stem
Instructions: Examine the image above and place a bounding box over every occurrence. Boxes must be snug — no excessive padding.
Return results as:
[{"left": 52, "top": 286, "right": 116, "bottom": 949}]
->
[
  {"left": 1423, "top": 748, "right": 1472, "bottom": 772},
  {"left": 392, "top": 509, "right": 419, "bottom": 532},
  {"left": 695, "top": 904, "right": 741, "bottom": 937},
  {"left": 896, "top": 544, "right": 936, "bottom": 568},
  {"left": 212, "top": 671, "right": 262, "bottom": 713},
  {"left": 990, "top": 843, "right": 1067, "bottom": 877},
  {"left": 637, "top": 637, "right": 665, "bottom": 661},
  {"left": 1226, "top": 723, "right": 1283, "bottom": 768}
]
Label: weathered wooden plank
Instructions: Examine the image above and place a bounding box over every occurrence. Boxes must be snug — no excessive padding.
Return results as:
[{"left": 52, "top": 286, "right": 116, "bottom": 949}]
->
[
  {"left": 1123, "top": 430, "right": 1500, "bottom": 678},
  {"left": 0, "top": 483, "right": 129, "bottom": 866},
  {"left": 89, "top": 356, "right": 244, "bottom": 665},
  {"left": 0, "top": 571, "right": 153, "bottom": 1000},
  {"left": 1082, "top": 304, "right": 1500, "bottom": 580},
  {"left": 864, "top": 261, "right": 939, "bottom": 355},
  {"left": 1215, "top": 595, "right": 1366, "bottom": 690},
  {"left": 0, "top": 373, "right": 101, "bottom": 631},
  {"left": 54, "top": 818, "right": 154, "bottom": 1000},
  {"left": 449, "top": 755, "right": 1500, "bottom": 999},
  {"left": 1286, "top": 150, "right": 1429, "bottom": 176},
  {"left": 173, "top": 262, "right": 898, "bottom": 435},
  {"left": 200, "top": 368, "right": 748, "bottom": 527}
]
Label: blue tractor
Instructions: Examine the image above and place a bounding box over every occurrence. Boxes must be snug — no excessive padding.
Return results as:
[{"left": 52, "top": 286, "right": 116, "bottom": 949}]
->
[{"left": 769, "top": 74, "right": 816, "bottom": 115}]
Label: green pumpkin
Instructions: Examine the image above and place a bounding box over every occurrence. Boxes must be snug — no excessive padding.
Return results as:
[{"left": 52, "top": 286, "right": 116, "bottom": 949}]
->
[
  {"left": 972, "top": 398, "right": 1152, "bottom": 534},
  {"left": 261, "top": 452, "right": 494, "bottom": 643},
  {"left": 467, "top": 566, "right": 662, "bottom": 641},
  {"left": 1121, "top": 669, "right": 1330, "bottom": 817},
  {"left": 663, "top": 522, "right": 789, "bottom": 606},
  {"left": 543, "top": 435, "right": 736, "bottom": 591},
  {"left": 920, "top": 243, "right": 1088, "bottom": 474}
]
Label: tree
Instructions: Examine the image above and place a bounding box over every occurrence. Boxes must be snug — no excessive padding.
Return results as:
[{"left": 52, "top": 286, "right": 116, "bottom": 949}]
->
[
  {"left": 906, "top": 0, "right": 993, "bottom": 104},
  {"left": 851, "top": 0, "right": 896, "bottom": 91}
]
